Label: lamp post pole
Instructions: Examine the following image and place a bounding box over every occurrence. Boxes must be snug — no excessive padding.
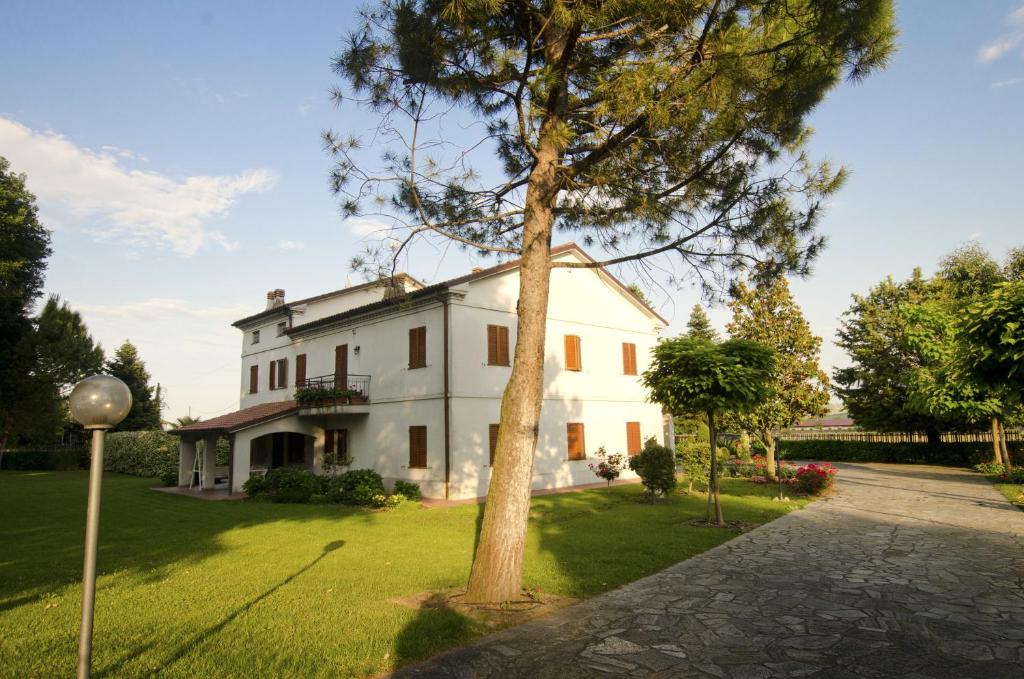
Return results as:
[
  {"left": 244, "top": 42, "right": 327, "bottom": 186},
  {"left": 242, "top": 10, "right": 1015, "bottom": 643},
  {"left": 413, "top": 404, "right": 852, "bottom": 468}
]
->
[
  {"left": 68, "top": 375, "right": 132, "bottom": 679},
  {"left": 77, "top": 427, "right": 108, "bottom": 679}
]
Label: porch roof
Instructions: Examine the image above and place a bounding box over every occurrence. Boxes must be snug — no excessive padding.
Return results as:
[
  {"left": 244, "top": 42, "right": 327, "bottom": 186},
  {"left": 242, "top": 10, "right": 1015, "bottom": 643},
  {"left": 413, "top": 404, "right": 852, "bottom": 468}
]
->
[{"left": 171, "top": 400, "right": 299, "bottom": 436}]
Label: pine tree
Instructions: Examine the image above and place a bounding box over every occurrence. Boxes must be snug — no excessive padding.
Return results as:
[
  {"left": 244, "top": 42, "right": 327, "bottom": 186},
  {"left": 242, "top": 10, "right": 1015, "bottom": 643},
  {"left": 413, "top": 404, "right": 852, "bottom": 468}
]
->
[
  {"left": 726, "top": 276, "right": 829, "bottom": 476},
  {"left": 685, "top": 305, "right": 719, "bottom": 342},
  {"left": 106, "top": 341, "right": 161, "bottom": 431},
  {"left": 326, "top": 0, "right": 896, "bottom": 603}
]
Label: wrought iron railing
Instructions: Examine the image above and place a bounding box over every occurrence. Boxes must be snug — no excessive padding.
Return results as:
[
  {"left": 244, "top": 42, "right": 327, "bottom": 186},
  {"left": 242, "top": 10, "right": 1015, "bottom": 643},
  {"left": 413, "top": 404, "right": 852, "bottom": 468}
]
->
[{"left": 296, "top": 373, "right": 371, "bottom": 405}]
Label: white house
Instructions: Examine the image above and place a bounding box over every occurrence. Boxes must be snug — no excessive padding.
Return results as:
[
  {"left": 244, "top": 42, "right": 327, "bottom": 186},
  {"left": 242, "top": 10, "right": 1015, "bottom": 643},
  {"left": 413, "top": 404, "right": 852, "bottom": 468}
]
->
[{"left": 172, "top": 243, "right": 669, "bottom": 500}]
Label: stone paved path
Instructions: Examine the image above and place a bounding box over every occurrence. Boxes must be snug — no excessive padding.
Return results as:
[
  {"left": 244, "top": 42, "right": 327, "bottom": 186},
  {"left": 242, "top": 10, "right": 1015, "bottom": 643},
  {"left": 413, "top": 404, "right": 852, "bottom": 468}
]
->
[{"left": 393, "top": 464, "right": 1024, "bottom": 678}]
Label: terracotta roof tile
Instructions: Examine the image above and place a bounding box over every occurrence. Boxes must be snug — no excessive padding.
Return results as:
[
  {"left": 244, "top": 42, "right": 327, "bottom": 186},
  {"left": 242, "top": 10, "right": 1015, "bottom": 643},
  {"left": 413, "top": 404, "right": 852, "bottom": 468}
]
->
[{"left": 172, "top": 400, "right": 298, "bottom": 435}]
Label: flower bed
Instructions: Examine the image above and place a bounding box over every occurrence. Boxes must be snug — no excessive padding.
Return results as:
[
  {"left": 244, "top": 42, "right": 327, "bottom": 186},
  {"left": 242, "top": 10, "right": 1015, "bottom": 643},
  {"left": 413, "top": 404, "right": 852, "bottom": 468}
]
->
[{"left": 794, "top": 462, "right": 837, "bottom": 495}]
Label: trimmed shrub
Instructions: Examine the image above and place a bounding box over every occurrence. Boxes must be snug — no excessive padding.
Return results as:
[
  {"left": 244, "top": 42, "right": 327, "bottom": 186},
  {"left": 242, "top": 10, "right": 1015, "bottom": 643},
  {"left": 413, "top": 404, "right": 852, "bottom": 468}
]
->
[
  {"left": 258, "top": 467, "right": 320, "bottom": 503},
  {"left": 105, "top": 431, "right": 180, "bottom": 483},
  {"left": 677, "top": 441, "right": 729, "bottom": 491},
  {"left": 242, "top": 474, "right": 268, "bottom": 497},
  {"left": 779, "top": 439, "right": 1021, "bottom": 468},
  {"left": 629, "top": 438, "right": 677, "bottom": 500},
  {"left": 392, "top": 480, "right": 422, "bottom": 500},
  {"left": 0, "top": 448, "right": 86, "bottom": 471},
  {"left": 326, "top": 469, "right": 386, "bottom": 505}
]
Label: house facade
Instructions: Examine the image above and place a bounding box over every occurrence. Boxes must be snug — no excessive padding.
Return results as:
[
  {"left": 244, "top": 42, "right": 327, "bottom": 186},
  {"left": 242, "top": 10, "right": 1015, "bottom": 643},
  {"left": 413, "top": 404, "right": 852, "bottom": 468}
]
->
[{"left": 173, "top": 243, "right": 668, "bottom": 500}]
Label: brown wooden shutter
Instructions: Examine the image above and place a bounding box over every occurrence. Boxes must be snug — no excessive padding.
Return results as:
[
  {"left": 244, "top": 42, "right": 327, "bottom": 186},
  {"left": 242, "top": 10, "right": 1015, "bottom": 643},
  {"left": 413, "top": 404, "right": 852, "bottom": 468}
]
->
[
  {"left": 409, "top": 327, "right": 426, "bottom": 368},
  {"left": 497, "top": 326, "right": 509, "bottom": 365},
  {"left": 334, "top": 344, "right": 348, "bottom": 390},
  {"left": 269, "top": 361, "right": 276, "bottom": 390},
  {"left": 278, "top": 358, "right": 288, "bottom": 389},
  {"left": 249, "top": 365, "right": 259, "bottom": 394},
  {"left": 295, "top": 354, "right": 306, "bottom": 387},
  {"left": 338, "top": 429, "right": 349, "bottom": 460},
  {"left": 488, "top": 423, "right": 499, "bottom": 465},
  {"left": 622, "top": 342, "right": 637, "bottom": 375},
  {"left": 567, "top": 423, "right": 586, "bottom": 460},
  {"left": 564, "top": 335, "right": 582, "bottom": 371},
  {"left": 626, "top": 422, "right": 642, "bottom": 456},
  {"left": 487, "top": 325, "right": 510, "bottom": 366},
  {"left": 409, "top": 425, "right": 427, "bottom": 467},
  {"left": 324, "top": 429, "right": 335, "bottom": 454}
]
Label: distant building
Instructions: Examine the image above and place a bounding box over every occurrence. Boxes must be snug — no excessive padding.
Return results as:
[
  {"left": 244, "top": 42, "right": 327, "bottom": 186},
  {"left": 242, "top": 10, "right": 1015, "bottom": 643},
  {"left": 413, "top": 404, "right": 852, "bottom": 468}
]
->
[{"left": 792, "top": 415, "right": 856, "bottom": 431}]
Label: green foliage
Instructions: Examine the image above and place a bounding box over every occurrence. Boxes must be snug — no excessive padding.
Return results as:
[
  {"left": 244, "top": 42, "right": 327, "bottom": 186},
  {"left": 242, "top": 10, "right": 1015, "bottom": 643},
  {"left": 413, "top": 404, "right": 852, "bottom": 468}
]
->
[
  {"left": 393, "top": 479, "right": 422, "bottom": 500},
  {"left": 106, "top": 341, "right": 162, "bottom": 431},
  {"left": 676, "top": 440, "right": 729, "bottom": 491},
  {"left": 793, "top": 463, "right": 837, "bottom": 495},
  {"left": 962, "top": 280, "right": 1024, "bottom": 402},
  {"left": 588, "top": 447, "right": 626, "bottom": 485},
  {"left": 627, "top": 438, "right": 677, "bottom": 500},
  {"left": 326, "top": 468, "right": 387, "bottom": 505},
  {"left": 644, "top": 338, "right": 775, "bottom": 417},
  {"left": 999, "top": 468, "right": 1024, "bottom": 484},
  {"left": 0, "top": 447, "right": 85, "bottom": 471},
  {"left": 104, "top": 430, "right": 179, "bottom": 484},
  {"left": 974, "top": 462, "right": 1005, "bottom": 475},
  {"left": 779, "top": 439, "right": 1021, "bottom": 467},
  {"left": 726, "top": 276, "right": 829, "bottom": 439},
  {"left": 685, "top": 305, "right": 718, "bottom": 342},
  {"left": 294, "top": 386, "right": 362, "bottom": 406},
  {"left": 254, "top": 467, "right": 322, "bottom": 504},
  {"left": 34, "top": 295, "right": 105, "bottom": 393}
]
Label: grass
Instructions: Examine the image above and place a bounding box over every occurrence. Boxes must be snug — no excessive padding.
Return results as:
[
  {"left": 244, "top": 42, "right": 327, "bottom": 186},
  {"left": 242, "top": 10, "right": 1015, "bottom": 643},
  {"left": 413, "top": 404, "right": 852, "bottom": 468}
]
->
[
  {"left": 0, "top": 472, "right": 809, "bottom": 678},
  {"left": 990, "top": 481, "right": 1024, "bottom": 509}
]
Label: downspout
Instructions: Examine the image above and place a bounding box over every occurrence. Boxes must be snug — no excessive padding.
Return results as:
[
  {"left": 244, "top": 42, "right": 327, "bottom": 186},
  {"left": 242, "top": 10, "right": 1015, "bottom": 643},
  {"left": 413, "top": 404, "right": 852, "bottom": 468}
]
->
[{"left": 443, "top": 296, "right": 452, "bottom": 499}]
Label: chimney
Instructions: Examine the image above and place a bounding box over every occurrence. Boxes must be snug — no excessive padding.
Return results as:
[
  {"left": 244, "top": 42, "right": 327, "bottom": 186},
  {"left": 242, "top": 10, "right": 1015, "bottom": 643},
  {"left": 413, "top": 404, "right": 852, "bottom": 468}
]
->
[{"left": 265, "top": 289, "right": 286, "bottom": 310}]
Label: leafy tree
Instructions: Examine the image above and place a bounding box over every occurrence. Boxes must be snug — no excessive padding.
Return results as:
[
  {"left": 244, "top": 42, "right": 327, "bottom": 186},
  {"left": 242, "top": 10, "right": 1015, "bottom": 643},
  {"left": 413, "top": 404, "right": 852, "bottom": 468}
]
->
[
  {"left": 106, "top": 341, "right": 161, "bottom": 431},
  {"left": 685, "top": 304, "right": 719, "bottom": 342},
  {"left": 327, "top": 0, "right": 895, "bottom": 602},
  {"left": 0, "top": 157, "right": 52, "bottom": 454},
  {"left": 35, "top": 295, "right": 105, "bottom": 394},
  {"left": 644, "top": 337, "right": 774, "bottom": 525},
  {"left": 726, "top": 276, "right": 829, "bottom": 477},
  {"left": 961, "top": 280, "right": 1024, "bottom": 470}
]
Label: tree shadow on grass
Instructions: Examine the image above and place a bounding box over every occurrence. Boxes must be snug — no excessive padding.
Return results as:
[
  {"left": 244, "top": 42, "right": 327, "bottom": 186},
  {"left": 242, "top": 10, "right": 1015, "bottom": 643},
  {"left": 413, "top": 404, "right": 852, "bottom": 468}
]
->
[
  {"left": 392, "top": 594, "right": 479, "bottom": 668},
  {"left": 95, "top": 540, "right": 346, "bottom": 678}
]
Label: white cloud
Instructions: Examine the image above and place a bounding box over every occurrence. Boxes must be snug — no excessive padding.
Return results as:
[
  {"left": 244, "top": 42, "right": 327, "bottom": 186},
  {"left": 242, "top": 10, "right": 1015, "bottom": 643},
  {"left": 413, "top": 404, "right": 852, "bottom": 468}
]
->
[
  {"left": 992, "top": 75, "right": 1024, "bottom": 87},
  {"left": 277, "top": 239, "right": 306, "bottom": 250},
  {"left": 346, "top": 217, "right": 393, "bottom": 237},
  {"left": 979, "top": 5, "right": 1024, "bottom": 62},
  {"left": 77, "top": 298, "right": 250, "bottom": 322},
  {"left": 0, "top": 116, "right": 275, "bottom": 256}
]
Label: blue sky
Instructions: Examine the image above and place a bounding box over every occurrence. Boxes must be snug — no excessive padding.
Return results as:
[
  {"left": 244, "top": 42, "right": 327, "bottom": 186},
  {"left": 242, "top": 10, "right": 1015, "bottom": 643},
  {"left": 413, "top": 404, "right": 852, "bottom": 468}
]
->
[{"left": 2, "top": 1, "right": 1022, "bottom": 420}]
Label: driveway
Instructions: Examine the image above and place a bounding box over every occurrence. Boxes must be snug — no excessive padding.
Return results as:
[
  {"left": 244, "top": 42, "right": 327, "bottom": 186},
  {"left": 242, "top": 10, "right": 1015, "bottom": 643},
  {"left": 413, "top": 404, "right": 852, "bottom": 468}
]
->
[{"left": 394, "top": 464, "right": 1024, "bottom": 678}]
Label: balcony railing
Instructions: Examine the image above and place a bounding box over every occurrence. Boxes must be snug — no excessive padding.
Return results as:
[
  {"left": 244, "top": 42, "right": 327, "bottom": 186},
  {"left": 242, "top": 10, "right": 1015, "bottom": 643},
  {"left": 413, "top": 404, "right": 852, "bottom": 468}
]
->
[{"left": 295, "top": 373, "right": 371, "bottom": 407}]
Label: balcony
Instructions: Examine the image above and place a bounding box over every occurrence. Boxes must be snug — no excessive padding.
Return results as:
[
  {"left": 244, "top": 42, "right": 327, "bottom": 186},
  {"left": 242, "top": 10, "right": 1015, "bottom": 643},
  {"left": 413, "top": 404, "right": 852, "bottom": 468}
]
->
[{"left": 295, "top": 374, "right": 371, "bottom": 415}]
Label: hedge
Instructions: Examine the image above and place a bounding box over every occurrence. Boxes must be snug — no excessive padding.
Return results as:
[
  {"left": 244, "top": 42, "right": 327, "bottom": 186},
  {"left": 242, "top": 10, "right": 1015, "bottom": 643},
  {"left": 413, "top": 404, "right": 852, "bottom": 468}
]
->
[
  {"left": 779, "top": 439, "right": 1022, "bottom": 468},
  {"left": 104, "top": 430, "right": 180, "bottom": 485},
  {"left": 0, "top": 448, "right": 87, "bottom": 471}
]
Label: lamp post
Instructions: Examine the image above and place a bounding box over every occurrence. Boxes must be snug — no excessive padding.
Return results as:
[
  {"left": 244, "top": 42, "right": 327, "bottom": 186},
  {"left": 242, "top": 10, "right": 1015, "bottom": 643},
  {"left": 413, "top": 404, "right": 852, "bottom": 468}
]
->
[{"left": 68, "top": 375, "right": 132, "bottom": 679}]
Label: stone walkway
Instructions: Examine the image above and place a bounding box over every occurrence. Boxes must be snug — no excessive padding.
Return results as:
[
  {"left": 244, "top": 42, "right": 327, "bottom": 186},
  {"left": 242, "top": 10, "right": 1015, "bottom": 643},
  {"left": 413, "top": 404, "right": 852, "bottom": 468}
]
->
[{"left": 393, "top": 464, "right": 1024, "bottom": 678}]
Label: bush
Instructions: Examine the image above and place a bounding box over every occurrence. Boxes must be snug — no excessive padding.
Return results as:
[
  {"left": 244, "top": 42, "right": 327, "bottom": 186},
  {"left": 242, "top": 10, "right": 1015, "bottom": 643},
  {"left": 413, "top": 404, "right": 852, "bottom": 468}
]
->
[
  {"left": 629, "top": 438, "right": 677, "bottom": 500},
  {"left": 0, "top": 448, "right": 86, "bottom": 471},
  {"left": 794, "top": 463, "right": 837, "bottom": 495},
  {"left": 999, "top": 468, "right": 1024, "bottom": 484},
  {"left": 258, "top": 467, "right": 321, "bottom": 503},
  {"left": 677, "top": 441, "right": 729, "bottom": 490},
  {"left": 588, "top": 447, "right": 626, "bottom": 485},
  {"left": 974, "top": 461, "right": 1005, "bottom": 475},
  {"left": 779, "top": 439, "right": 1021, "bottom": 468},
  {"left": 369, "top": 493, "right": 404, "bottom": 509},
  {"left": 326, "top": 469, "right": 386, "bottom": 505},
  {"left": 751, "top": 439, "right": 768, "bottom": 457},
  {"left": 104, "top": 431, "right": 180, "bottom": 483},
  {"left": 392, "top": 480, "right": 422, "bottom": 500}
]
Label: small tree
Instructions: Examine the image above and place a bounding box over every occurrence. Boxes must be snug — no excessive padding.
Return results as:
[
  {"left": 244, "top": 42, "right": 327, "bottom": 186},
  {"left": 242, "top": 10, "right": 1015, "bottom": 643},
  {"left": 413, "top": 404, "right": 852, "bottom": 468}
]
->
[
  {"left": 627, "top": 438, "right": 677, "bottom": 501},
  {"left": 685, "top": 305, "right": 719, "bottom": 342},
  {"left": 726, "top": 276, "right": 829, "bottom": 477},
  {"left": 588, "top": 447, "right": 625, "bottom": 486},
  {"left": 106, "top": 341, "right": 162, "bottom": 431},
  {"left": 644, "top": 338, "right": 774, "bottom": 525}
]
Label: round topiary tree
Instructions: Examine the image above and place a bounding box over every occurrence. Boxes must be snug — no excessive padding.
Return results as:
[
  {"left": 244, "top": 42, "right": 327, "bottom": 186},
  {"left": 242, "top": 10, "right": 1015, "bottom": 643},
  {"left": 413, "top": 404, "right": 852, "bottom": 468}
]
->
[{"left": 644, "top": 337, "right": 775, "bottom": 526}]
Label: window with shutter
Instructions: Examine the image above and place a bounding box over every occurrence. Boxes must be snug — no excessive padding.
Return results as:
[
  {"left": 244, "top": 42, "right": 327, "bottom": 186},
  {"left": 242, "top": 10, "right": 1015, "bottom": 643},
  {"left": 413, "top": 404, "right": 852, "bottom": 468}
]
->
[
  {"left": 334, "top": 345, "right": 348, "bottom": 390},
  {"left": 268, "top": 361, "right": 276, "bottom": 390},
  {"left": 277, "top": 358, "right": 288, "bottom": 389},
  {"left": 488, "top": 423, "right": 499, "bottom": 465},
  {"left": 626, "top": 422, "right": 642, "bottom": 456},
  {"left": 249, "top": 365, "right": 259, "bottom": 394},
  {"left": 324, "top": 428, "right": 335, "bottom": 454},
  {"left": 409, "top": 426, "right": 428, "bottom": 467},
  {"left": 564, "top": 335, "right": 582, "bottom": 371},
  {"left": 566, "top": 422, "right": 586, "bottom": 460},
  {"left": 295, "top": 354, "right": 307, "bottom": 387},
  {"left": 622, "top": 342, "right": 638, "bottom": 375},
  {"left": 325, "top": 429, "right": 350, "bottom": 463},
  {"left": 487, "top": 325, "right": 510, "bottom": 366},
  {"left": 409, "top": 327, "right": 427, "bottom": 369}
]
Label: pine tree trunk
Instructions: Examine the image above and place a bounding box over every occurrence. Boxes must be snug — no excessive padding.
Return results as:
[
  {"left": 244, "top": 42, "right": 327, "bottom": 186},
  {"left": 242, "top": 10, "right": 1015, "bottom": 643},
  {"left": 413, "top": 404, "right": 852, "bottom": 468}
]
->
[
  {"left": 706, "top": 410, "right": 724, "bottom": 526},
  {"left": 763, "top": 429, "right": 776, "bottom": 479},
  {"left": 464, "top": 29, "right": 573, "bottom": 599},
  {"left": 992, "top": 416, "right": 1003, "bottom": 466}
]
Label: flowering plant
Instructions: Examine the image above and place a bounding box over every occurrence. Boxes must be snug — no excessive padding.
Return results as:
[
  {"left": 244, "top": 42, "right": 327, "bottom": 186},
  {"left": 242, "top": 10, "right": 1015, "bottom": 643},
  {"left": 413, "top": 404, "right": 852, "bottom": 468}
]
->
[
  {"left": 794, "top": 462, "right": 837, "bottom": 495},
  {"left": 588, "top": 447, "right": 626, "bottom": 485}
]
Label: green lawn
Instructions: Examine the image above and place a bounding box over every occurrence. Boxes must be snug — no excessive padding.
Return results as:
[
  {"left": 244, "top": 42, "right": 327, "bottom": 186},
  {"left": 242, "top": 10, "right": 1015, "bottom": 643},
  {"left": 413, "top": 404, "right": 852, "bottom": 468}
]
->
[
  {"left": 0, "top": 472, "right": 808, "bottom": 678},
  {"left": 991, "top": 481, "right": 1024, "bottom": 509}
]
